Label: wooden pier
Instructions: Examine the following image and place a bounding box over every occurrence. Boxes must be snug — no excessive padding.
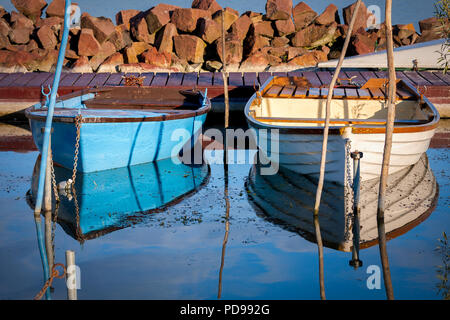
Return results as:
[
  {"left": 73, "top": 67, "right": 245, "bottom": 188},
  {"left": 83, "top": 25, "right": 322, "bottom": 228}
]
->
[{"left": 0, "top": 70, "right": 449, "bottom": 110}]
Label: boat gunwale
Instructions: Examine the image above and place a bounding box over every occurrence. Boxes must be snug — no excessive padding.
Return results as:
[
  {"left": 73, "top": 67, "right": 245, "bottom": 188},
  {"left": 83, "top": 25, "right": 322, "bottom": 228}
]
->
[
  {"left": 25, "top": 87, "right": 211, "bottom": 123},
  {"left": 245, "top": 76, "right": 440, "bottom": 135}
]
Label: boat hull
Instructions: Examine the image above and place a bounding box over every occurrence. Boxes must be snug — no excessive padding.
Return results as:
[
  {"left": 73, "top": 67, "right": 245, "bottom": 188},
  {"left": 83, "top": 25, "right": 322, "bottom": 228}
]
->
[
  {"left": 29, "top": 114, "right": 207, "bottom": 173},
  {"left": 249, "top": 123, "right": 436, "bottom": 183}
]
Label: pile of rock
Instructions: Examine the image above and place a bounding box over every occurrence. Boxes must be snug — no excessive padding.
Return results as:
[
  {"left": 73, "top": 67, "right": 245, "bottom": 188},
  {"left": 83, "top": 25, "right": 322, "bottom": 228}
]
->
[{"left": 0, "top": 0, "right": 446, "bottom": 73}]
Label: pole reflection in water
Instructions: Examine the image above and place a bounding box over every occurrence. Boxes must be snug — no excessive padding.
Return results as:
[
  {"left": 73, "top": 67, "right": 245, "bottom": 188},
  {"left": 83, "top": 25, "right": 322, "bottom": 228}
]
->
[
  {"left": 218, "top": 141, "right": 230, "bottom": 299},
  {"left": 28, "top": 156, "right": 210, "bottom": 241},
  {"left": 247, "top": 153, "right": 438, "bottom": 294}
]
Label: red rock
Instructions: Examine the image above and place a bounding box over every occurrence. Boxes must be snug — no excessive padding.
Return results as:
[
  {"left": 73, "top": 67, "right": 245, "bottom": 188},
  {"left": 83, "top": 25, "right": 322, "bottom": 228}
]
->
[
  {"left": 240, "top": 51, "right": 269, "bottom": 71},
  {"left": 130, "top": 12, "right": 155, "bottom": 44},
  {"left": 291, "top": 22, "right": 337, "bottom": 48},
  {"left": 271, "top": 36, "right": 289, "bottom": 47},
  {"left": 293, "top": 2, "right": 317, "bottom": 31},
  {"left": 230, "top": 15, "right": 252, "bottom": 43},
  {"left": 253, "top": 21, "right": 274, "bottom": 38},
  {"left": 288, "top": 50, "right": 327, "bottom": 67},
  {"left": 316, "top": 4, "right": 339, "bottom": 25},
  {"left": 244, "top": 32, "right": 271, "bottom": 56},
  {"left": 266, "top": 0, "right": 292, "bottom": 21},
  {"left": 46, "top": 0, "right": 65, "bottom": 18},
  {"left": 173, "top": 34, "right": 206, "bottom": 64},
  {"left": 287, "top": 46, "right": 307, "bottom": 60},
  {"left": 212, "top": 7, "right": 239, "bottom": 31},
  {"left": 419, "top": 17, "right": 442, "bottom": 33},
  {"left": 71, "top": 55, "right": 92, "bottom": 73},
  {"left": 97, "top": 52, "right": 123, "bottom": 72},
  {"left": 274, "top": 19, "right": 295, "bottom": 37},
  {"left": 109, "top": 24, "right": 132, "bottom": 51},
  {"left": 37, "top": 25, "right": 57, "bottom": 49},
  {"left": 81, "top": 13, "right": 115, "bottom": 43},
  {"left": 35, "top": 16, "right": 63, "bottom": 32},
  {"left": 156, "top": 23, "right": 178, "bottom": 54},
  {"left": 140, "top": 46, "right": 171, "bottom": 68},
  {"left": 351, "top": 33, "right": 375, "bottom": 55},
  {"left": 197, "top": 18, "right": 221, "bottom": 44},
  {"left": 90, "top": 41, "right": 116, "bottom": 71},
  {"left": 216, "top": 33, "right": 243, "bottom": 66},
  {"left": 11, "top": 0, "right": 47, "bottom": 22},
  {"left": 343, "top": 1, "right": 373, "bottom": 32},
  {"left": 8, "top": 26, "right": 32, "bottom": 45},
  {"left": 243, "top": 11, "right": 263, "bottom": 24},
  {"left": 0, "top": 33, "right": 10, "bottom": 49},
  {"left": 78, "top": 28, "right": 101, "bottom": 56},
  {"left": 171, "top": 8, "right": 210, "bottom": 33},
  {"left": 65, "top": 48, "right": 79, "bottom": 59},
  {"left": 145, "top": 4, "right": 180, "bottom": 34},
  {"left": 124, "top": 41, "right": 151, "bottom": 63},
  {"left": 34, "top": 48, "right": 59, "bottom": 72},
  {"left": 116, "top": 9, "right": 140, "bottom": 30},
  {"left": 416, "top": 29, "right": 442, "bottom": 43},
  {"left": 0, "top": 18, "right": 10, "bottom": 37},
  {"left": 192, "top": 0, "right": 222, "bottom": 15}
]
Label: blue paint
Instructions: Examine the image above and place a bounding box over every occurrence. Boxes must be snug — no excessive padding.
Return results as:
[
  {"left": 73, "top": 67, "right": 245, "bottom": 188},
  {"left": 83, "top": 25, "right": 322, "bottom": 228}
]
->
[
  {"left": 29, "top": 113, "right": 207, "bottom": 172},
  {"left": 30, "top": 157, "right": 209, "bottom": 237}
]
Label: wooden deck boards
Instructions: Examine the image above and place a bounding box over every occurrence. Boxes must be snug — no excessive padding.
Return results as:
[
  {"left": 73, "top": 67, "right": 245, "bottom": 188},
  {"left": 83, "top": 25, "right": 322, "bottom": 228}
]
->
[{"left": 0, "top": 70, "right": 447, "bottom": 103}]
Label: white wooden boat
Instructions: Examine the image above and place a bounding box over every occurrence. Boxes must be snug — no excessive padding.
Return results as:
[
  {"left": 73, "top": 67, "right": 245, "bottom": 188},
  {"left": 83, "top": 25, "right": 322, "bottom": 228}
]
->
[
  {"left": 318, "top": 39, "right": 446, "bottom": 69},
  {"left": 247, "top": 153, "right": 438, "bottom": 252},
  {"left": 244, "top": 76, "right": 439, "bottom": 184}
]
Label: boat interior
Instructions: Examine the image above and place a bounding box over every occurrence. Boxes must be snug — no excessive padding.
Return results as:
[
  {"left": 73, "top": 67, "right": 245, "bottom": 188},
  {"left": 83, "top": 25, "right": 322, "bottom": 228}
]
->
[
  {"left": 248, "top": 77, "right": 437, "bottom": 127},
  {"left": 56, "top": 87, "right": 207, "bottom": 111}
]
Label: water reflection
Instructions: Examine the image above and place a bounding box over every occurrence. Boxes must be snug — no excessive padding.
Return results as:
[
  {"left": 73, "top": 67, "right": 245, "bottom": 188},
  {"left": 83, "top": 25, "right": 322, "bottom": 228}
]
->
[
  {"left": 28, "top": 156, "right": 210, "bottom": 241},
  {"left": 247, "top": 153, "right": 439, "bottom": 253}
]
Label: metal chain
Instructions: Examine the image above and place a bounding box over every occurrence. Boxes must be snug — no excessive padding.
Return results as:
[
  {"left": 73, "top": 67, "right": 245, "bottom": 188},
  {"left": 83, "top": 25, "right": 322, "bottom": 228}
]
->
[
  {"left": 34, "top": 263, "right": 66, "bottom": 300},
  {"left": 344, "top": 138, "right": 355, "bottom": 241},
  {"left": 72, "top": 114, "right": 83, "bottom": 242}
]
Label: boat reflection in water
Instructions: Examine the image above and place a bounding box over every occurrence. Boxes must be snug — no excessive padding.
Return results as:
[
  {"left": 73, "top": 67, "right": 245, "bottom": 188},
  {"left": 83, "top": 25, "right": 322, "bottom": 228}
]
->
[
  {"left": 29, "top": 156, "right": 210, "bottom": 240},
  {"left": 247, "top": 153, "right": 438, "bottom": 252}
]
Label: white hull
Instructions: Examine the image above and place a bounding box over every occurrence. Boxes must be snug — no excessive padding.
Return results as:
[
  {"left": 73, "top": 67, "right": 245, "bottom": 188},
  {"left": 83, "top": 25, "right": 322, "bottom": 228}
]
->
[{"left": 251, "top": 126, "right": 436, "bottom": 184}]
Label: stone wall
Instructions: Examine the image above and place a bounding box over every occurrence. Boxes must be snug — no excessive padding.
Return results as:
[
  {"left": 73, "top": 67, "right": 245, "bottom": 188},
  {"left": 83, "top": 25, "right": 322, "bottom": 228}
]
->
[{"left": 0, "top": 0, "right": 446, "bottom": 73}]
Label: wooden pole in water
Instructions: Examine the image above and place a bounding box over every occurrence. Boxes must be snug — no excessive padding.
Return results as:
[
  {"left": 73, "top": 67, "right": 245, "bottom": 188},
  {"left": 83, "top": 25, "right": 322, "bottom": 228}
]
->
[
  {"left": 221, "top": 9, "right": 230, "bottom": 129},
  {"left": 312, "top": 0, "right": 362, "bottom": 300},
  {"left": 65, "top": 250, "right": 77, "bottom": 300},
  {"left": 376, "top": 0, "right": 396, "bottom": 300}
]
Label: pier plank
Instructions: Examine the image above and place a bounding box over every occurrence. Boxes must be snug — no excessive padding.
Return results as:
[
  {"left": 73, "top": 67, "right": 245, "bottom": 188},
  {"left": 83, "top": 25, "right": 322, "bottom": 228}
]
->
[
  {"left": 258, "top": 72, "right": 272, "bottom": 85},
  {"left": 302, "top": 71, "right": 321, "bottom": 87},
  {"left": 316, "top": 71, "right": 333, "bottom": 85},
  {"left": 243, "top": 72, "right": 258, "bottom": 87},
  {"left": 182, "top": 72, "right": 198, "bottom": 87},
  {"left": 344, "top": 70, "right": 366, "bottom": 86},
  {"left": 228, "top": 72, "right": 243, "bottom": 87},
  {"left": 308, "top": 87, "right": 320, "bottom": 98},
  {"left": 25, "top": 72, "right": 52, "bottom": 87},
  {"left": 59, "top": 72, "right": 81, "bottom": 86},
  {"left": 357, "top": 88, "right": 371, "bottom": 99},
  {"left": 8, "top": 72, "right": 38, "bottom": 87},
  {"left": 213, "top": 72, "right": 224, "bottom": 86},
  {"left": 0, "top": 73, "right": 24, "bottom": 87},
  {"left": 333, "top": 88, "right": 346, "bottom": 98},
  {"left": 104, "top": 72, "right": 123, "bottom": 86},
  {"left": 73, "top": 73, "right": 96, "bottom": 87},
  {"left": 419, "top": 71, "right": 446, "bottom": 86},
  {"left": 197, "top": 72, "right": 212, "bottom": 87},
  {"left": 345, "top": 88, "right": 358, "bottom": 98},
  {"left": 89, "top": 73, "right": 111, "bottom": 87},
  {"left": 287, "top": 70, "right": 303, "bottom": 77},
  {"left": 141, "top": 73, "right": 154, "bottom": 86},
  {"left": 151, "top": 73, "right": 169, "bottom": 86},
  {"left": 293, "top": 87, "right": 307, "bottom": 97},
  {"left": 432, "top": 71, "right": 450, "bottom": 85},
  {"left": 403, "top": 71, "right": 432, "bottom": 86}
]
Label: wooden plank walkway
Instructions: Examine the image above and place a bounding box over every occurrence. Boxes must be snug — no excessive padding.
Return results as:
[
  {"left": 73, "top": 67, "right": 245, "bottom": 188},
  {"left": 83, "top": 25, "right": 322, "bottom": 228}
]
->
[{"left": 0, "top": 70, "right": 448, "bottom": 104}]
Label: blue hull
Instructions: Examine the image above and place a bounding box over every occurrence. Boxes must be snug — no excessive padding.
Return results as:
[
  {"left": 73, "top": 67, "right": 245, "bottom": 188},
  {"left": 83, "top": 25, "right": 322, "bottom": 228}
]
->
[{"left": 29, "top": 114, "right": 207, "bottom": 173}]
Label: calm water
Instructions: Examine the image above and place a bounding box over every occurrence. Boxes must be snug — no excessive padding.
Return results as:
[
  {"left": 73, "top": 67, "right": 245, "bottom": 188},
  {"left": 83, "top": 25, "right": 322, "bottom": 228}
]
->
[
  {"left": 0, "top": 142, "right": 448, "bottom": 299},
  {"left": 0, "top": 0, "right": 436, "bottom": 31}
]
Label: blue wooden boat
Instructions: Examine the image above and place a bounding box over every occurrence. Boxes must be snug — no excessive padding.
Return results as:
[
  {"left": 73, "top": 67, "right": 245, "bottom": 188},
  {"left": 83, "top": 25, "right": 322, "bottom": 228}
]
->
[
  {"left": 25, "top": 87, "right": 211, "bottom": 173},
  {"left": 28, "top": 155, "right": 210, "bottom": 240}
]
